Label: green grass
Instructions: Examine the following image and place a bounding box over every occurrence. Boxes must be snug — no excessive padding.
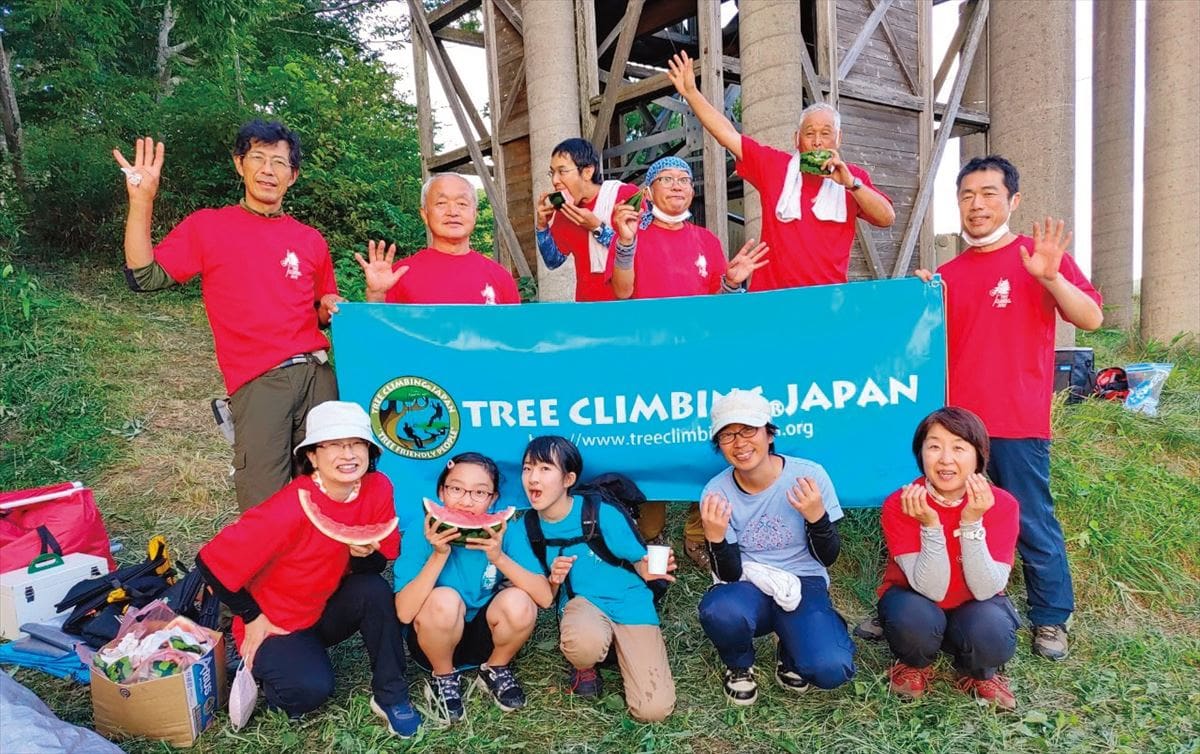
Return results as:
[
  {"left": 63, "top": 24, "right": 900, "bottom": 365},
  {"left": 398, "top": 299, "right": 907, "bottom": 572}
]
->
[{"left": 3, "top": 260, "right": 1199, "bottom": 754}]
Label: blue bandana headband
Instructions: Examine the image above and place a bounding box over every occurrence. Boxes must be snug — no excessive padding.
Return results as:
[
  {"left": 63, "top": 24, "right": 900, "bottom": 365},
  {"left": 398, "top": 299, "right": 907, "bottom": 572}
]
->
[{"left": 644, "top": 156, "right": 692, "bottom": 186}]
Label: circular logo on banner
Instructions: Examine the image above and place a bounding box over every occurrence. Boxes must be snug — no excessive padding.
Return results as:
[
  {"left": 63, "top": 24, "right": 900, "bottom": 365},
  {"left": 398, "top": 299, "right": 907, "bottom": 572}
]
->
[{"left": 369, "top": 377, "right": 460, "bottom": 459}]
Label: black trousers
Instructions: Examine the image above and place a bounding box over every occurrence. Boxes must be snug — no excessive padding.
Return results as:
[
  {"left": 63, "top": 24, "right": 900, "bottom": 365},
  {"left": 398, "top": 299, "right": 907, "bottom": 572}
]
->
[
  {"left": 251, "top": 573, "right": 409, "bottom": 716},
  {"left": 877, "top": 587, "right": 1019, "bottom": 680}
]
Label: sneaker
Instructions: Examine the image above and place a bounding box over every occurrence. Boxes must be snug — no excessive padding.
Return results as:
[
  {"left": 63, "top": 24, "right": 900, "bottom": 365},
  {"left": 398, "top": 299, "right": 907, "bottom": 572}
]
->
[
  {"left": 476, "top": 663, "right": 526, "bottom": 712},
  {"left": 425, "top": 671, "right": 465, "bottom": 723},
  {"left": 955, "top": 674, "right": 1017, "bottom": 711},
  {"left": 568, "top": 667, "right": 603, "bottom": 698},
  {"left": 370, "top": 696, "right": 423, "bottom": 738},
  {"left": 723, "top": 666, "right": 758, "bottom": 706},
  {"left": 684, "top": 538, "right": 712, "bottom": 572},
  {"left": 888, "top": 662, "right": 934, "bottom": 700},
  {"left": 853, "top": 614, "right": 884, "bottom": 641},
  {"left": 1032, "top": 624, "right": 1069, "bottom": 661},
  {"left": 774, "top": 663, "right": 811, "bottom": 694}
]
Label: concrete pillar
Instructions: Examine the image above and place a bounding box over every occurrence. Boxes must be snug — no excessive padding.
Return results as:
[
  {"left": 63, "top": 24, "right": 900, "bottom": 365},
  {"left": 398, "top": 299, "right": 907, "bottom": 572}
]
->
[
  {"left": 738, "top": 0, "right": 805, "bottom": 247},
  {"left": 983, "top": 0, "right": 1077, "bottom": 345},
  {"left": 1141, "top": 0, "right": 1200, "bottom": 342},
  {"left": 1091, "top": 0, "right": 1137, "bottom": 331},
  {"left": 523, "top": 0, "right": 581, "bottom": 302}
]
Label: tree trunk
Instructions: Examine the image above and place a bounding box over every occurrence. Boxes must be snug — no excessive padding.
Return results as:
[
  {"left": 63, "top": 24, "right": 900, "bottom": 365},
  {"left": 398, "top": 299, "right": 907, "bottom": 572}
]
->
[
  {"left": 156, "top": 0, "right": 194, "bottom": 100},
  {"left": 0, "top": 35, "right": 27, "bottom": 195}
]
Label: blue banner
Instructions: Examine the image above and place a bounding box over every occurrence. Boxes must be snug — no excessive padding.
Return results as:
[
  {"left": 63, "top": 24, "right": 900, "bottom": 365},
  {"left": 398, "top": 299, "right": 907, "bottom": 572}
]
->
[{"left": 332, "top": 277, "right": 946, "bottom": 527}]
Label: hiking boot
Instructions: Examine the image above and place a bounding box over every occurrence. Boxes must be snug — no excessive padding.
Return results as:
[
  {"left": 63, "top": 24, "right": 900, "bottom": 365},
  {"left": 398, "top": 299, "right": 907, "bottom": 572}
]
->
[
  {"left": 955, "top": 674, "right": 1017, "bottom": 711},
  {"left": 425, "top": 671, "right": 465, "bottom": 723},
  {"left": 774, "top": 663, "right": 811, "bottom": 694},
  {"left": 370, "top": 696, "right": 423, "bottom": 738},
  {"left": 1032, "top": 624, "right": 1069, "bottom": 661},
  {"left": 684, "top": 538, "right": 712, "bottom": 572},
  {"left": 476, "top": 663, "right": 526, "bottom": 712},
  {"left": 853, "top": 614, "right": 884, "bottom": 641},
  {"left": 723, "top": 666, "right": 758, "bottom": 706},
  {"left": 568, "top": 667, "right": 603, "bottom": 698},
  {"left": 888, "top": 662, "right": 934, "bottom": 700}
]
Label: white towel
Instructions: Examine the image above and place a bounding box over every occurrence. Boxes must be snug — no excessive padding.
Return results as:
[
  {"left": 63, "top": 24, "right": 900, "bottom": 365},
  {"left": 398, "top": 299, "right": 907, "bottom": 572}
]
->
[
  {"left": 714, "top": 561, "right": 804, "bottom": 611},
  {"left": 775, "top": 153, "right": 847, "bottom": 224},
  {"left": 589, "top": 180, "right": 624, "bottom": 272}
]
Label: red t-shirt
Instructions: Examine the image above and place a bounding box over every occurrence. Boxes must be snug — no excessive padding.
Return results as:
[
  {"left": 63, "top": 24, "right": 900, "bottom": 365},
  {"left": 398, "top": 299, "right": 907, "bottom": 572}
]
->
[
  {"left": 735, "top": 136, "right": 890, "bottom": 290},
  {"left": 549, "top": 182, "right": 639, "bottom": 301},
  {"left": 198, "top": 472, "right": 401, "bottom": 646},
  {"left": 937, "top": 236, "right": 1102, "bottom": 439},
  {"left": 153, "top": 206, "right": 338, "bottom": 395},
  {"left": 606, "top": 221, "right": 727, "bottom": 299},
  {"left": 384, "top": 247, "right": 520, "bottom": 304},
  {"left": 877, "top": 479, "right": 1019, "bottom": 610}
]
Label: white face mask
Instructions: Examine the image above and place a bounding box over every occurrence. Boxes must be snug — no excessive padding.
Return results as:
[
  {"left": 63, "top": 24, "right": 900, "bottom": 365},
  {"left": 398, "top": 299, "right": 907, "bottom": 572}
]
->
[
  {"left": 961, "top": 222, "right": 1010, "bottom": 248},
  {"left": 651, "top": 204, "right": 691, "bottom": 224}
]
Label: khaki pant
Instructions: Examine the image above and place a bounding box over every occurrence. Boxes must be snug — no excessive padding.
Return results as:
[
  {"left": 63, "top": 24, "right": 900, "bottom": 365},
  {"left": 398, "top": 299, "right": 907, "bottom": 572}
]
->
[
  {"left": 559, "top": 597, "right": 675, "bottom": 722},
  {"left": 229, "top": 361, "right": 337, "bottom": 511},
  {"left": 636, "top": 502, "right": 705, "bottom": 544}
]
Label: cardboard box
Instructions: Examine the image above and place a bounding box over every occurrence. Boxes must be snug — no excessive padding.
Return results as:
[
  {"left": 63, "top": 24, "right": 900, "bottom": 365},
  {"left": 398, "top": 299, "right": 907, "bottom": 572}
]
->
[
  {"left": 0, "top": 552, "right": 110, "bottom": 639},
  {"left": 90, "top": 623, "right": 227, "bottom": 748}
]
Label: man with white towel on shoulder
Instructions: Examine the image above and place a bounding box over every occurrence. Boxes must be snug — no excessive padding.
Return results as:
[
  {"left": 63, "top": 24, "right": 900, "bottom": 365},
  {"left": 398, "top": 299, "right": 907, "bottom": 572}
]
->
[{"left": 667, "top": 51, "right": 895, "bottom": 289}]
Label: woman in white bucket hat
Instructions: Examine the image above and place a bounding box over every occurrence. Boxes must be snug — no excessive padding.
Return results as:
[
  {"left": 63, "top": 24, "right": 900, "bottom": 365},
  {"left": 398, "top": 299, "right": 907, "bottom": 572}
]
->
[{"left": 196, "top": 401, "right": 422, "bottom": 737}]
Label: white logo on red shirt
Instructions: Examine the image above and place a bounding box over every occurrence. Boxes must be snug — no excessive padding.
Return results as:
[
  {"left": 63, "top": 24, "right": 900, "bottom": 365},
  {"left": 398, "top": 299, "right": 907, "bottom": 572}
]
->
[
  {"left": 695, "top": 253, "right": 708, "bottom": 278},
  {"left": 280, "top": 250, "right": 301, "bottom": 280},
  {"left": 989, "top": 278, "right": 1012, "bottom": 308},
  {"left": 481, "top": 284, "right": 497, "bottom": 305}
]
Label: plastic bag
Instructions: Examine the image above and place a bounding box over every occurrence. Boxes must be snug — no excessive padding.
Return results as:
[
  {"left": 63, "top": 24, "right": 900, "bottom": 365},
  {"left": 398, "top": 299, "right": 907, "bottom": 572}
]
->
[
  {"left": 1124, "top": 362, "right": 1174, "bottom": 416},
  {"left": 228, "top": 664, "right": 259, "bottom": 731}
]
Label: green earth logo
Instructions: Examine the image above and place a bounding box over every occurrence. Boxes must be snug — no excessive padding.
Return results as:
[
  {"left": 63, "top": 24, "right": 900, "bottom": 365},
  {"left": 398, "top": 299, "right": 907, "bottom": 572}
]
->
[{"left": 369, "top": 377, "right": 460, "bottom": 459}]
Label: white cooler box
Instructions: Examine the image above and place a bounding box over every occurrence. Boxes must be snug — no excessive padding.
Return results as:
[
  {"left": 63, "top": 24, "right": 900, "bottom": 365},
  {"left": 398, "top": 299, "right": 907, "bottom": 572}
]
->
[{"left": 0, "top": 552, "right": 111, "bottom": 639}]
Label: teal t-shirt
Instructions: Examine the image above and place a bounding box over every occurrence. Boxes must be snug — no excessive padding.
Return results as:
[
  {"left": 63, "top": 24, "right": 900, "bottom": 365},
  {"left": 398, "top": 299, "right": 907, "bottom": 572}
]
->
[
  {"left": 393, "top": 516, "right": 542, "bottom": 620},
  {"left": 519, "top": 496, "right": 656, "bottom": 626}
]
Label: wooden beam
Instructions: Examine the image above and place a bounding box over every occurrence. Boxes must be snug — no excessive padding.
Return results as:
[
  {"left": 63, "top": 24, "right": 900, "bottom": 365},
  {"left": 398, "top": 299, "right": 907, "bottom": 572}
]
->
[
  {"left": 698, "top": 0, "right": 728, "bottom": 249},
  {"left": 412, "top": 24, "right": 435, "bottom": 179},
  {"left": 588, "top": 71, "right": 677, "bottom": 113},
  {"left": 435, "top": 38, "right": 490, "bottom": 141},
  {"left": 433, "top": 27, "right": 484, "bottom": 48},
  {"left": 838, "top": 0, "right": 895, "bottom": 82},
  {"left": 868, "top": 0, "right": 918, "bottom": 94},
  {"left": 575, "top": 0, "right": 600, "bottom": 136},
  {"left": 854, "top": 219, "right": 886, "bottom": 278},
  {"left": 933, "top": 0, "right": 970, "bottom": 98},
  {"left": 427, "top": 138, "right": 493, "bottom": 171},
  {"left": 490, "top": 0, "right": 523, "bottom": 38},
  {"left": 798, "top": 40, "right": 824, "bottom": 105},
  {"left": 917, "top": 0, "right": 935, "bottom": 271},
  {"left": 496, "top": 57, "right": 526, "bottom": 132},
  {"left": 407, "top": 0, "right": 531, "bottom": 279},
  {"left": 590, "top": 0, "right": 645, "bottom": 148},
  {"left": 892, "top": 0, "right": 989, "bottom": 277},
  {"left": 819, "top": 0, "right": 839, "bottom": 105},
  {"left": 428, "top": 0, "right": 482, "bottom": 32},
  {"left": 601, "top": 127, "right": 686, "bottom": 160}
]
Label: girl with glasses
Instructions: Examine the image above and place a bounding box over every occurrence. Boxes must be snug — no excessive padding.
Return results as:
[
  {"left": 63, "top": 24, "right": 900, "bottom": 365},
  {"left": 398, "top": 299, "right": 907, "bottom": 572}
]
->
[{"left": 393, "top": 452, "right": 552, "bottom": 724}]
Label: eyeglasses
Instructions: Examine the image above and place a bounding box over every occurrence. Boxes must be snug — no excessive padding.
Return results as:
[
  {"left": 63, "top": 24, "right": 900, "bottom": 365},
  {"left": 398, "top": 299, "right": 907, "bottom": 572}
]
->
[
  {"left": 546, "top": 166, "right": 579, "bottom": 179},
  {"left": 242, "top": 152, "right": 293, "bottom": 172},
  {"left": 442, "top": 484, "right": 496, "bottom": 503},
  {"left": 316, "top": 440, "right": 369, "bottom": 454},
  {"left": 715, "top": 426, "right": 761, "bottom": 445},
  {"left": 653, "top": 175, "right": 693, "bottom": 188}
]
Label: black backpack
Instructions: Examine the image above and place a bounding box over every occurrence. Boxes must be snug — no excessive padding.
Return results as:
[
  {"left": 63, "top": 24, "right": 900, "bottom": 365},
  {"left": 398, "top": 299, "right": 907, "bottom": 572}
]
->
[{"left": 523, "top": 475, "right": 669, "bottom": 606}]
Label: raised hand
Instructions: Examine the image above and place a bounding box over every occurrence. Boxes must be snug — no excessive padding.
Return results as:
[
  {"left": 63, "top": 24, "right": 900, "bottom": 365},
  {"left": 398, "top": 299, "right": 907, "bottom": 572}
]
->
[
  {"left": 424, "top": 515, "right": 461, "bottom": 555},
  {"left": 535, "top": 192, "right": 556, "bottom": 231},
  {"left": 558, "top": 201, "right": 600, "bottom": 232},
  {"left": 666, "top": 52, "right": 698, "bottom": 98},
  {"left": 786, "top": 477, "right": 826, "bottom": 523},
  {"left": 960, "top": 473, "right": 995, "bottom": 525},
  {"left": 699, "top": 491, "right": 732, "bottom": 543},
  {"left": 611, "top": 201, "right": 640, "bottom": 244},
  {"left": 820, "top": 149, "right": 856, "bottom": 189},
  {"left": 355, "top": 240, "right": 409, "bottom": 300},
  {"left": 348, "top": 541, "right": 378, "bottom": 558},
  {"left": 317, "top": 293, "right": 346, "bottom": 325},
  {"left": 900, "top": 483, "right": 939, "bottom": 528},
  {"left": 1020, "top": 217, "right": 1072, "bottom": 284},
  {"left": 635, "top": 549, "right": 677, "bottom": 583},
  {"left": 464, "top": 520, "right": 506, "bottom": 563},
  {"left": 112, "top": 137, "right": 165, "bottom": 203},
  {"left": 914, "top": 268, "right": 934, "bottom": 283},
  {"left": 725, "top": 239, "right": 769, "bottom": 287},
  {"left": 548, "top": 554, "right": 577, "bottom": 587}
]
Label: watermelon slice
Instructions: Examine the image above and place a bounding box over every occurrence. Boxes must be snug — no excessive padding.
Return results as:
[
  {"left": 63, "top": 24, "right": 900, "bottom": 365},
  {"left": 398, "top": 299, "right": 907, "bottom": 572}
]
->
[
  {"left": 423, "top": 497, "right": 515, "bottom": 546},
  {"left": 298, "top": 489, "right": 399, "bottom": 546},
  {"left": 799, "top": 149, "right": 835, "bottom": 175}
]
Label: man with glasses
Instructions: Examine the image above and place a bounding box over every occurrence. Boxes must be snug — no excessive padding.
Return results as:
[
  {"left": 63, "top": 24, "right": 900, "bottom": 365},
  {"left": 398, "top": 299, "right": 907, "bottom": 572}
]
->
[
  {"left": 534, "top": 138, "right": 639, "bottom": 301},
  {"left": 115, "top": 119, "right": 342, "bottom": 511},
  {"left": 667, "top": 52, "right": 894, "bottom": 289}
]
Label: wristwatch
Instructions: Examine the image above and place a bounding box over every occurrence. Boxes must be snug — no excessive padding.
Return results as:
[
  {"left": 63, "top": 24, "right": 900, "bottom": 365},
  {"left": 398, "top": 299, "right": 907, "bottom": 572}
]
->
[
  {"left": 592, "top": 223, "right": 609, "bottom": 239},
  {"left": 849, "top": 176, "right": 864, "bottom": 192},
  {"left": 955, "top": 525, "right": 986, "bottom": 541}
]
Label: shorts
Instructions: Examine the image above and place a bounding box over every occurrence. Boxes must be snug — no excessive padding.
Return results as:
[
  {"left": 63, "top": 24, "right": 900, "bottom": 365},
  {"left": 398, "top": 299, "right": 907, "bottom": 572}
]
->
[{"left": 406, "top": 596, "right": 496, "bottom": 672}]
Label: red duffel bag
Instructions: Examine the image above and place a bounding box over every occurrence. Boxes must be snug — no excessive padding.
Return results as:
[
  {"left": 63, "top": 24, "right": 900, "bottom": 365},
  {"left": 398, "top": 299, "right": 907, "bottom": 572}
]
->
[{"left": 0, "top": 482, "right": 116, "bottom": 572}]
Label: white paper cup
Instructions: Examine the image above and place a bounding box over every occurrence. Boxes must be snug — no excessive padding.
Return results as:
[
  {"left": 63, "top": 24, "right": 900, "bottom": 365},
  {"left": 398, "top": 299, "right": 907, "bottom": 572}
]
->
[{"left": 646, "top": 545, "right": 670, "bottom": 576}]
